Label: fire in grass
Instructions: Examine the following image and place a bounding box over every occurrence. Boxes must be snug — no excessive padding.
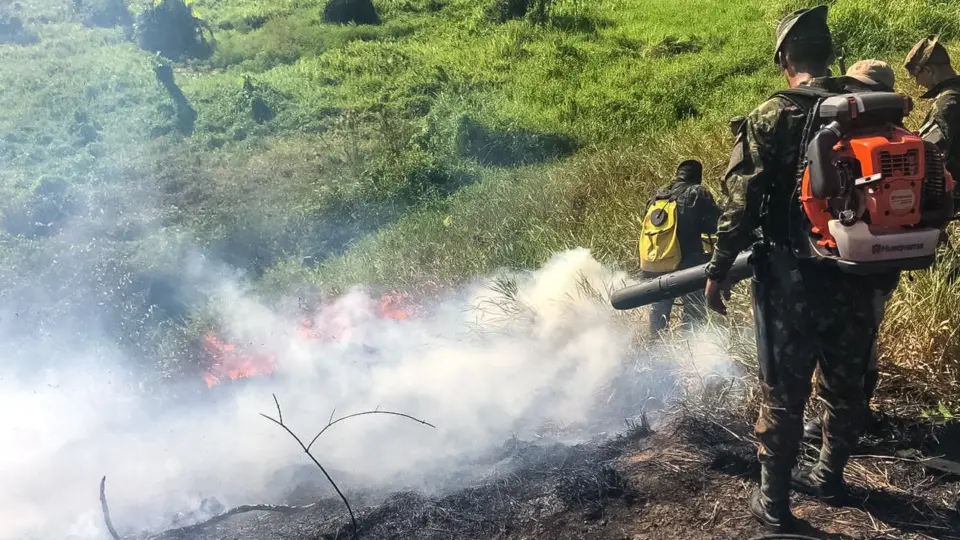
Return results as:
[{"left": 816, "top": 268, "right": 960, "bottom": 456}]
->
[{"left": 201, "top": 291, "right": 419, "bottom": 387}]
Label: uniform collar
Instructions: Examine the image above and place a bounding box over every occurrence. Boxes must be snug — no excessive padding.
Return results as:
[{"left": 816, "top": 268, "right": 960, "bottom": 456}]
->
[
  {"left": 797, "top": 76, "right": 848, "bottom": 93},
  {"left": 921, "top": 76, "right": 960, "bottom": 99}
]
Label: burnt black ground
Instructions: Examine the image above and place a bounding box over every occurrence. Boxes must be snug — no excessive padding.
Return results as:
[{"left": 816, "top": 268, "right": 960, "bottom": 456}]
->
[
  {"left": 142, "top": 429, "right": 646, "bottom": 540},
  {"left": 138, "top": 410, "right": 960, "bottom": 540}
]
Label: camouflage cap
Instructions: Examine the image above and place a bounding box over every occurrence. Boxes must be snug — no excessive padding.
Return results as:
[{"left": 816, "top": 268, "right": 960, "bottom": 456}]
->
[
  {"left": 846, "top": 59, "right": 895, "bottom": 91},
  {"left": 905, "top": 35, "right": 951, "bottom": 74},
  {"left": 774, "top": 5, "right": 831, "bottom": 64}
]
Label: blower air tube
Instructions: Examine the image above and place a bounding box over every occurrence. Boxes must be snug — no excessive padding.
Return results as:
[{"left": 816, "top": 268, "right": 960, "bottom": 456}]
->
[
  {"left": 807, "top": 120, "right": 844, "bottom": 199},
  {"left": 610, "top": 251, "right": 754, "bottom": 311}
]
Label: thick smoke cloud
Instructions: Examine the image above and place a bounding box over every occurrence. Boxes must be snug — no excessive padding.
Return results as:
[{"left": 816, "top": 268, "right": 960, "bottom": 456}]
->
[{"left": 3, "top": 246, "right": 721, "bottom": 540}]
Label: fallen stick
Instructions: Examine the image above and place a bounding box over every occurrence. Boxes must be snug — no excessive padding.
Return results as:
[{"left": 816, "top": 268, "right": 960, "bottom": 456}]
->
[{"left": 100, "top": 476, "right": 122, "bottom": 540}]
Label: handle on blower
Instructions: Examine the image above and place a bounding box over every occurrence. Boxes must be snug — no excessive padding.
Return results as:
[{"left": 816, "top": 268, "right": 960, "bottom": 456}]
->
[{"left": 610, "top": 250, "right": 754, "bottom": 311}]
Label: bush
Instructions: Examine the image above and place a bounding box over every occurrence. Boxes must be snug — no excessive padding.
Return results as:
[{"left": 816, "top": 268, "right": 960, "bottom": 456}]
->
[
  {"left": 73, "top": 0, "right": 133, "bottom": 28},
  {"left": 0, "top": 7, "right": 39, "bottom": 46},
  {"left": 484, "top": 0, "right": 552, "bottom": 24},
  {"left": 135, "top": 0, "right": 214, "bottom": 60},
  {"left": 322, "top": 0, "right": 381, "bottom": 25}
]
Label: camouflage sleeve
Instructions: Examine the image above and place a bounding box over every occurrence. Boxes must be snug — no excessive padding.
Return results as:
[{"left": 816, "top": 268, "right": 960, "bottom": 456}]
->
[
  {"left": 920, "top": 93, "right": 960, "bottom": 157},
  {"left": 705, "top": 99, "right": 781, "bottom": 282},
  {"left": 696, "top": 186, "right": 720, "bottom": 235}
]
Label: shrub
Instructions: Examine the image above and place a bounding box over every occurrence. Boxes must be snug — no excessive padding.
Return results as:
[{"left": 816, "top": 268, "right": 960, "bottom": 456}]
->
[
  {"left": 322, "top": 0, "right": 381, "bottom": 25},
  {"left": 485, "top": 0, "right": 552, "bottom": 24},
  {"left": 0, "top": 7, "right": 39, "bottom": 46},
  {"left": 73, "top": 0, "right": 133, "bottom": 28},
  {"left": 135, "top": 0, "right": 214, "bottom": 60}
]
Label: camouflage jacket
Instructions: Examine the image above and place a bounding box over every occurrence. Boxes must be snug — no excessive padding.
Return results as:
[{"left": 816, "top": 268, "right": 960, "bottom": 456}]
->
[
  {"left": 705, "top": 76, "right": 851, "bottom": 282},
  {"left": 918, "top": 76, "right": 960, "bottom": 187},
  {"left": 647, "top": 178, "right": 720, "bottom": 267}
]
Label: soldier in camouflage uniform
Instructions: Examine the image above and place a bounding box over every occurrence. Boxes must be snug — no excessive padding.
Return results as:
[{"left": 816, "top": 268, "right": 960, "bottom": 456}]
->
[
  {"left": 643, "top": 159, "right": 721, "bottom": 336},
  {"left": 704, "top": 6, "right": 879, "bottom": 530},
  {"left": 906, "top": 36, "right": 960, "bottom": 207}
]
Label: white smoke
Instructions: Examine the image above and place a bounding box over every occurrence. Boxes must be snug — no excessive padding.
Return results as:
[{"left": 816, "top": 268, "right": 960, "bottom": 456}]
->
[{"left": 0, "top": 247, "right": 739, "bottom": 540}]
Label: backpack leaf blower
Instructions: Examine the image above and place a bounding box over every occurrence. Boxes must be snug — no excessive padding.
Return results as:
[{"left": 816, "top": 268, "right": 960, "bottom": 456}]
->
[{"left": 787, "top": 90, "right": 955, "bottom": 273}]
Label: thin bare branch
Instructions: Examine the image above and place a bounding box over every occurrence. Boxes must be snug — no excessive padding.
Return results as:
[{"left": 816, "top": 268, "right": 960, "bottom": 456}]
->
[
  {"left": 260, "top": 395, "right": 435, "bottom": 540},
  {"left": 261, "top": 395, "right": 359, "bottom": 538},
  {"left": 307, "top": 410, "right": 436, "bottom": 451},
  {"left": 272, "top": 393, "right": 282, "bottom": 425},
  {"left": 100, "top": 476, "right": 122, "bottom": 540}
]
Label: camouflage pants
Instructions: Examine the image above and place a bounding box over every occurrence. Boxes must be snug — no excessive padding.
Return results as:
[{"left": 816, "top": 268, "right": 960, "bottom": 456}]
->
[
  {"left": 865, "top": 286, "right": 894, "bottom": 400},
  {"left": 643, "top": 270, "right": 707, "bottom": 335},
  {"left": 751, "top": 250, "right": 877, "bottom": 498}
]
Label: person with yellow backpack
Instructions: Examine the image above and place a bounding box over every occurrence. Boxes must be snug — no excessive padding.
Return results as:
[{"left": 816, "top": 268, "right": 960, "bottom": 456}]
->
[{"left": 638, "top": 159, "right": 721, "bottom": 336}]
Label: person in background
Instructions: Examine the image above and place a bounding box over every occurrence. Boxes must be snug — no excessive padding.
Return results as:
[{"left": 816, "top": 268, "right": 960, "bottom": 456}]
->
[
  {"left": 842, "top": 58, "right": 895, "bottom": 92},
  {"left": 638, "top": 159, "right": 721, "bottom": 336},
  {"left": 905, "top": 36, "right": 960, "bottom": 208}
]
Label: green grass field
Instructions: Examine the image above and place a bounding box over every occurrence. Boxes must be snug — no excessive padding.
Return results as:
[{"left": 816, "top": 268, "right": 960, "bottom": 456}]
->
[{"left": 1, "top": 0, "right": 959, "bottom": 410}]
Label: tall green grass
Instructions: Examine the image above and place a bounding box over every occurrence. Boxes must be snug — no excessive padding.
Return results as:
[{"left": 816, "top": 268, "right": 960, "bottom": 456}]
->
[{"left": 3, "top": 0, "right": 960, "bottom": 405}]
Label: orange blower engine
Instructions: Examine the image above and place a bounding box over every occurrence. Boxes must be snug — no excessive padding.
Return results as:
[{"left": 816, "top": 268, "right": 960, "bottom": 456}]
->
[{"left": 797, "top": 92, "right": 956, "bottom": 273}]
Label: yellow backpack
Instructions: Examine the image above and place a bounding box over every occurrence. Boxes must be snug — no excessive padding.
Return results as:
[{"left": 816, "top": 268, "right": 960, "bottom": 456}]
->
[{"left": 638, "top": 196, "right": 682, "bottom": 273}]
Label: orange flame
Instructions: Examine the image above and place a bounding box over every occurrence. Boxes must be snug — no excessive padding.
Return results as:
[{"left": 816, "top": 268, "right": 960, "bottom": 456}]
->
[
  {"left": 201, "top": 291, "right": 419, "bottom": 387},
  {"left": 201, "top": 335, "right": 277, "bottom": 388},
  {"left": 378, "top": 292, "right": 412, "bottom": 320}
]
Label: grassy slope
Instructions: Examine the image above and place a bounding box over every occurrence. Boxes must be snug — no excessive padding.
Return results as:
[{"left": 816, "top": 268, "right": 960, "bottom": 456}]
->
[{"left": 1, "top": 0, "right": 959, "bottom": 406}]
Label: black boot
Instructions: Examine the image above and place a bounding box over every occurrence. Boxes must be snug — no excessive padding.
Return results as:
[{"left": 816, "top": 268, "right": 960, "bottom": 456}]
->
[
  {"left": 749, "top": 466, "right": 796, "bottom": 531},
  {"left": 748, "top": 488, "right": 796, "bottom": 531},
  {"left": 791, "top": 467, "right": 848, "bottom": 507}
]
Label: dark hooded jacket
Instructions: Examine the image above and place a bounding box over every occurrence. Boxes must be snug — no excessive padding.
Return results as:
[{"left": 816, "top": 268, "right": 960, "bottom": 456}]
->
[{"left": 646, "top": 163, "right": 721, "bottom": 268}]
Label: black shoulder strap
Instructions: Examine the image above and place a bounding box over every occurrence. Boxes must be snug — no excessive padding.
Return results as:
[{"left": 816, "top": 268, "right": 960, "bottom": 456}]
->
[
  {"left": 766, "top": 87, "right": 838, "bottom": 253},
  {"left": 772, "top": 86, "right": 837, "bottom": 99},
  {"left": 770, "top": 86, "right": 836, "bottom": 113},
  {"left": 650, "top": 186, "right": 676, "bottom": 202}
]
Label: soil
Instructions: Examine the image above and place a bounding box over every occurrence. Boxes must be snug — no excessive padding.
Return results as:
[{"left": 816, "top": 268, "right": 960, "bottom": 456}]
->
[{"left": 138, "top": 411, "right": 960, "bottom": 540}]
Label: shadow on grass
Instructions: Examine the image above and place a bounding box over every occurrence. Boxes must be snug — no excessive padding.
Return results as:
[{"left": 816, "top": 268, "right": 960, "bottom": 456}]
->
[{"left": 456, "top": 116, "right": 578, "bottom": 167}]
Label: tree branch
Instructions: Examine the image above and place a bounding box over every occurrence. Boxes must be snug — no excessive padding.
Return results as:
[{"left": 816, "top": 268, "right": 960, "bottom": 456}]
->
[
  {"left": 100, "top": 476, "right": 122, "bottom": 540},
  {"left": 306, "top": 410, "right": 436, "bottom": 452},
  {"left": 260, "top": 393, "right": 435, "bottom": 540},
  {"left": 261, "top": 398, "right": 360, "bottom": 538}
]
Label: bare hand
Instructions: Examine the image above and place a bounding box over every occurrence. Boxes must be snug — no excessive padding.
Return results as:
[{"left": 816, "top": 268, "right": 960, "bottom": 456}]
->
[{"left": 705, "top": 279, "right": 732, "bottom": 315}]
